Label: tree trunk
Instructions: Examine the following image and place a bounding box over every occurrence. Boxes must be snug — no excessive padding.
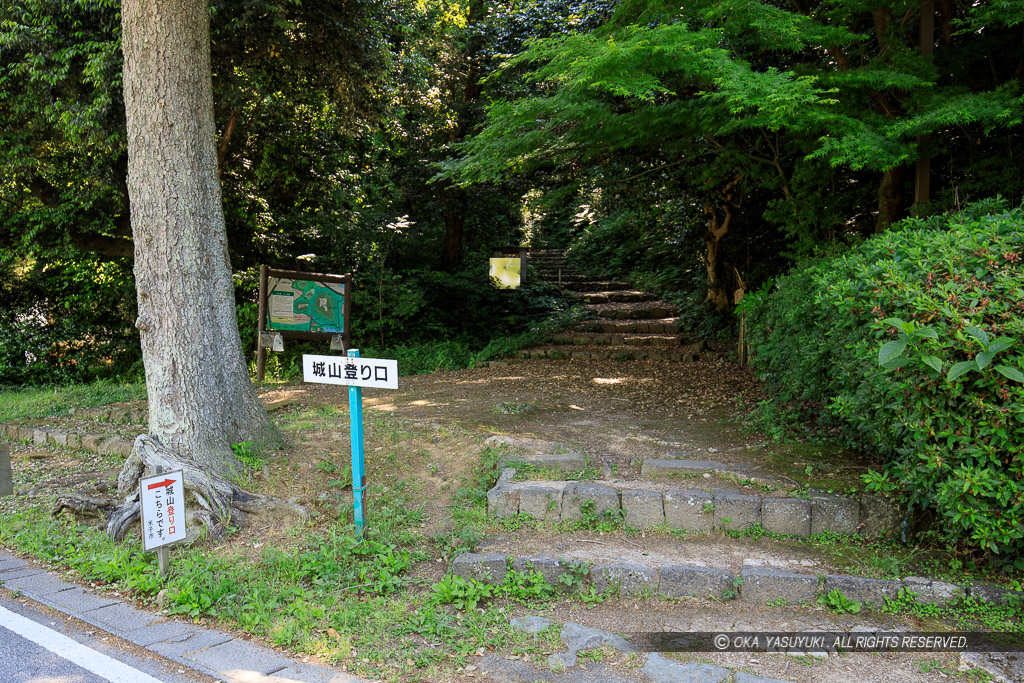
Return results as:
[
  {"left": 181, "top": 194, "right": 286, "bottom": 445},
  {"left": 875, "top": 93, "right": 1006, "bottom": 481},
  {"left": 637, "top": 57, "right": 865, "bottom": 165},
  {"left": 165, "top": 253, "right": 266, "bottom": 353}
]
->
[
  {"left": 441, "top": 194, "right": 466, "bottom": 273},
  {"left": 702, "top": 175, "right": 743, "bottom": 313},
  {"left": 122, "top": 0, "right": 273, "bottom": 475},
  {"left": 875, "top": 166, "right": 905, "bottom": 232}
]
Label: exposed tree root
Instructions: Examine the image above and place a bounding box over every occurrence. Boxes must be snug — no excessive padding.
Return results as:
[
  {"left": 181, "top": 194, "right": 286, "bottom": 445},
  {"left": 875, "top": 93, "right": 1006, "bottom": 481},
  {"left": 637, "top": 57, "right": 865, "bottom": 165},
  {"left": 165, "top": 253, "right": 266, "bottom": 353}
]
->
[{"left": 53, "top": 434, "right": 306, "bottom": 545}]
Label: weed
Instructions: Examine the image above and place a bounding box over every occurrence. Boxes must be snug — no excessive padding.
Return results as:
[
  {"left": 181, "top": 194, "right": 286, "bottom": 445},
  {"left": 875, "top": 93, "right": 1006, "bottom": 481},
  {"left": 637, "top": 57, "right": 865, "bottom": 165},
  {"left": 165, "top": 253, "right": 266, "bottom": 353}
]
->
[
  {"left": 231, "top": 441, "right": 265, "bottom": 471},
  {"left": 430, "top": 575, "right": 495, "bottom": 610},
  {"left": 818, "top": 589, "right": 863, "bottom": 614},
  {"left": 721, "top": 576, "right": 744, "bottom": 600}
]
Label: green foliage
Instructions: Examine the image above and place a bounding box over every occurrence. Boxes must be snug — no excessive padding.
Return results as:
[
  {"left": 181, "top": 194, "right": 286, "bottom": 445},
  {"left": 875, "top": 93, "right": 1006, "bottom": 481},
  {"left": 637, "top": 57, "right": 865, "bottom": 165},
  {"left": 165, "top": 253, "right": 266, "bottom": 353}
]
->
[
  {"left": 430, "top": 574, "right": 496, "bottom": 610},
  {"left": 0, "top": 379, "right": 145, "bottom": 422},
  {"left": 818, "top": 589, "right": 863, "bottom": 614},
  {"left": 230, "top": 441, "right": 265, "bottom": 472},
  {"left": 748, "top": 201, "right": 1024, "bottom": 560}
]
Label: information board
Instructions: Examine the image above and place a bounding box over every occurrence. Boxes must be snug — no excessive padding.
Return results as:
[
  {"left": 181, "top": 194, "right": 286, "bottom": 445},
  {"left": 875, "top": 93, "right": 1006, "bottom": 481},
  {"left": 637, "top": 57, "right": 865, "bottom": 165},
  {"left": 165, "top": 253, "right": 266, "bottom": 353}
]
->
[
  {"left": 139, "top": 470, "right": 186, "bottom": 551},
  {"left": 268, "top": 278, "right": 347, "bottom": 333}
]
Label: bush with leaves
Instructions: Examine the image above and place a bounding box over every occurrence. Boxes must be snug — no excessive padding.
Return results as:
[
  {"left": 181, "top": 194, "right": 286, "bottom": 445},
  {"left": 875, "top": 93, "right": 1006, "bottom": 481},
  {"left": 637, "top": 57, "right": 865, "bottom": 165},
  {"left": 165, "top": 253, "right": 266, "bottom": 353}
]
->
[{"left": 747, "top": 199, "right": 1024, "bottom": 562}]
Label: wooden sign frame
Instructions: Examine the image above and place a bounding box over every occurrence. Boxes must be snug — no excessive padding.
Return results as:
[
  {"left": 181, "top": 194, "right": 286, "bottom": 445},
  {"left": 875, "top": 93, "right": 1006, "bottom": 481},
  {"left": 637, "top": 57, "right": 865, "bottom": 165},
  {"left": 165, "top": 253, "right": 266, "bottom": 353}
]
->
[{"left": 256, "top": 265, "right": 352, "bottom": 382}]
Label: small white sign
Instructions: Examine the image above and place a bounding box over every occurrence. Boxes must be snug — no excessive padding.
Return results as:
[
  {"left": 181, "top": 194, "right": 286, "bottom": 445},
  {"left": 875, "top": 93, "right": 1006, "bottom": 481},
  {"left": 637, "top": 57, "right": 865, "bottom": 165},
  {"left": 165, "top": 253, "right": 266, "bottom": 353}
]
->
[
  {"left": 303, "top": 354, "right": 399, "bottom": 389},
  {"left": 139, "top": 470, "right": 186, "bottom": 551}
]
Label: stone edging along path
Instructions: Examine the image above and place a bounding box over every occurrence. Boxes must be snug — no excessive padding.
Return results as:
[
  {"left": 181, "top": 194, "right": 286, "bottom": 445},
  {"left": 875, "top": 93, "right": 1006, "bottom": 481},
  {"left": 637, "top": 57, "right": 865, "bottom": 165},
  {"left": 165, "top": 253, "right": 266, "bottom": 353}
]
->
[
  {"left": 2, "top": 422, "right": 134, "bottom": 456},
  {"left": 487, "top": 472, "right": 901, "bottom": 540},
  {"left": 452, "top": 551, "right": 1022, "bottom": 609}
]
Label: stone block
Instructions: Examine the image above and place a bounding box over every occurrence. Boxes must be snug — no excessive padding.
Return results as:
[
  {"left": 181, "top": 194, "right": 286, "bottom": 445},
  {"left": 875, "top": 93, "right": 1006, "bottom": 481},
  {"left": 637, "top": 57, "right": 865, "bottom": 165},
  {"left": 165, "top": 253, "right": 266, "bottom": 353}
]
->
[
  {"left": 733, "top": 674, "right": 797, "bottom": 683},
  {"left": 860, "top": 494, "right": 898, "bottom": 539},
  {"left": 17, "top": 426, "right": 34, "bottom": 441},
  {"left": 621, "top": 489, "right": 664, "bottom": 528},
  {"left": 643, "top": 655, "right": 731, "bottom": 683},
  {"left": 902, "top": 576, "right": 965, "bottom": 605},
  {"left": 762, "top": 498, "right": 811, "bottom": 536},
  {"left": 486, "top": 485, "right": 519, "bottom": 518},
  {"left": 659, "top": 565, "right": 734, "bottom": 599},
  {"left": 107, "top": 407, "right": 129, "bottom": 422},
  {"left": 510, "top": 615, "right": 552, "bottom": 634},
  {"left": 32, "top": 428, "right": 49, "bottom": 445},
  {"left": 45, "top": 586, "right": 119, "bottom": 614},
  {"left": 969, "top": 582, "right": 1022, "bottom": 606},
  {"left": 47, "top": 430, "right": 69, "bottom": 447},
  {"left": 452, "top": 552, "right": 508, "bottom": 584},
  {"left": 511, "top": 554, "right": 570, "bottom": 592},
  {"left": 560, "top": 622, "right": 634, "bottom": 653},
  {"left": 663, "top": 489, "right": 714, "bottom": 533},
  {"left": 811, "top": 494, "right": 860, "bottom": 536},
  {"left": 741, "top": 567, "right": 820, "bottom": 605},
  {"left": 81, "top": 434, "right": 104, "bottom": 451},
  {"left": 560, "top": 482, "right": 620, "bottom": 523},
  {"left": 517, "top": 485, "right": 561, "bottom": 521},
  {"left": 713, "top": 490, "right": 761, "bottom": 531},
  {"left": 591, "top": 562, "right": 657, "bottom": 596},
  {"left": 64, "top": 431, "right": 81, "bottom": 449},
  {"left": 148, "top": 629, "right": 232, "bottom": 659},
  {"left": 501, "top": 451, "right": 586, "bottom": 472},
  {"left": 98, "top": 437, "right": 132, "bottom": 457},
  {"left": 824, "top": 574, "right": 901, "bottom": 607}
]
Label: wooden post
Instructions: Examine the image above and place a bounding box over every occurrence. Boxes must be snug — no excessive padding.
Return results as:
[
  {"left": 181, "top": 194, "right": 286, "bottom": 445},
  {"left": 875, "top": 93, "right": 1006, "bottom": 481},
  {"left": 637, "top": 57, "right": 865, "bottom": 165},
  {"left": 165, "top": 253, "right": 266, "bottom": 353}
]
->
[{"left": 256, "top": 264, "right": 268, "bottom": 383}]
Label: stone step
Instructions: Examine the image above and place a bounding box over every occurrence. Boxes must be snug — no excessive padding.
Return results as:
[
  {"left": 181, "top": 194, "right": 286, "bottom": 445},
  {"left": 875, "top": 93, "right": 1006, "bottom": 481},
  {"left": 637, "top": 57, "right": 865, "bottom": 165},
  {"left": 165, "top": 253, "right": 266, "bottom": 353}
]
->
[
  {"left": 537, "top": 273, "right": 594, "bottom": 283},
  {"left": 574, "top": 318, "right": 681, "bottom": 334},
  {"left": 514, "top": 345, "right": 703, "bottom": 362},
  {"left": 560, "top": 280, "right": 633, "bottom": 292},
  {"left": 582, "top": 291, "right": 654, "bottom": 304},
  {"left": 487, "top": 477, "right": 899, "bottom": 539},
  {"left": 593, "top": 303, "right": 679, "bottom": 319},
  {"left": 548, "top": 332, "right": 694, "bottom": 349},
  {"left": 452, "top": 550, "right": 994, "bottom": 607}
]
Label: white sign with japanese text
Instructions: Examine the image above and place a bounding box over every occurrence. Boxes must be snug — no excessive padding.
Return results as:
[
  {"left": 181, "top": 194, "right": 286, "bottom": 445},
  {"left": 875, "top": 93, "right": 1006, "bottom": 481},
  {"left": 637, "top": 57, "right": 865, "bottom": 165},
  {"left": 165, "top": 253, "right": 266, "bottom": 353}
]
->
[
  {"left": 139, "top": 470, "right": 186, "bottom": 551},
  {"left": 302, "top": 354, "right": 399, "bottom": 389}
]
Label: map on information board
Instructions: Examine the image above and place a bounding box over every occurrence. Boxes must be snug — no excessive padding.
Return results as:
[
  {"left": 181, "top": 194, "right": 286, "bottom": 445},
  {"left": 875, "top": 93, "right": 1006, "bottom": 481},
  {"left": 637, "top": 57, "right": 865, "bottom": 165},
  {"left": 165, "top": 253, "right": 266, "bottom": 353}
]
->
[{"left": 267, "top": 278, "right": 346, "bottom": 333}]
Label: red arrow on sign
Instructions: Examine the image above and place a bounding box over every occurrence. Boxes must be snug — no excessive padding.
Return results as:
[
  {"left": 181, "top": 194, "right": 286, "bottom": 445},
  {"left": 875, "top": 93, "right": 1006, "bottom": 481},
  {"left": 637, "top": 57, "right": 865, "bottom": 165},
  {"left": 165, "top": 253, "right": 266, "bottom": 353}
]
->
[{"left": 147, "top": 479, "right": 175, "bottom": 490}]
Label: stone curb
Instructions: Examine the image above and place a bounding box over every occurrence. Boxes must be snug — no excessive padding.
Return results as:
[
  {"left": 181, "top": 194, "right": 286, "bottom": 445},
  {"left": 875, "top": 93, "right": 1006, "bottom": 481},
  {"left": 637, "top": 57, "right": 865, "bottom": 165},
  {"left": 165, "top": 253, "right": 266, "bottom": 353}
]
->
[
  {"left": 486, "top": 478, "right": 899, "bottom": 539},
  {"left": 451, "top": 552, "right": 1019, "bottom": 608},
  {"left": 0, "top": 551, "right": 362, "bottom": 683},
  {"left": 3, "top": 423, "right": 134, "bottom": 457}
]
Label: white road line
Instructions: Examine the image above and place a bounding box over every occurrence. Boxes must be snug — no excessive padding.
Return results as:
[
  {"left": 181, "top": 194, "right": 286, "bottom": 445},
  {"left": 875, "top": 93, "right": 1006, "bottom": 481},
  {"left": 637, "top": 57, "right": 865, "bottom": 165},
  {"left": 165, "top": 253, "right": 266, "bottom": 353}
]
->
[{"left": 0, "top": 605, "right": 165, "bottom": 683}]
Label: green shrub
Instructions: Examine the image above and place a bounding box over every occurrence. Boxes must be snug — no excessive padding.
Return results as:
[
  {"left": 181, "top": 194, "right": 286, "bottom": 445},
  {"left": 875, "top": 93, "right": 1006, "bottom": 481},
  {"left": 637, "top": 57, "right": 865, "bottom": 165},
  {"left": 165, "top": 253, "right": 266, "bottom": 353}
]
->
[{"left": 747, "top": 200, "right": 1024, "bottom": 560}]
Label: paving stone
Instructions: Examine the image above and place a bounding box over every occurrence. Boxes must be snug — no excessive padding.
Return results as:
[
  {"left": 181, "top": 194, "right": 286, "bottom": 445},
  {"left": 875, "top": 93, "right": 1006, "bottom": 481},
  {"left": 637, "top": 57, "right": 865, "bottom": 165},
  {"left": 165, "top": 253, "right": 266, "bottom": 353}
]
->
[
  {"left": 560, "top": 622, "right": 634, "bottom": 653},
  {"left": 591, "top": 562, "right": 657, "bottom": 596},
  {"left": 741, "top": 567, "right": 820, "bottom": 605},
  {"left": 0, "top": 567, "right": 45, "bottom": 581},
  {"left": 512, "top": 554, "right": 571, "bottom": 592},
  {"left": 83, "top": 602, "right": 161, "bottom": 633},
  {"left": 149, "top": 629, "right": 235, "bottom": 658},
  {"left": 810, "top": 494, "right": 860, "bottom": 535},
  {"left": 548, "top": 652, "right": 577, "bottom": 669},
  {"left": 452, "top": 552, "right": 508, "bottom": 584},
  {"left": 659, "top": 565, "right": 734, "bottom": 599},
  {"left": 642, "top": 654, "right": 730, "bottom": 683},
  {"left": 640, "top": 459, "right": 726, "bottom": 477},
  {"left": 762, "top": 498, "right": 811, "bottom": 536},
  {"left": 560, "top": 482, "right": 620, "bottom": 523},
  {"left": 480, "top": 653, "right": 634, "bottom": 682},
  {"left": 122, "top": 620, "right": 202, "bottom": 647},
  {"left": 902, "top": 576, "right": 965, "bottom": 605},
  {"left": 621, "top": 489, "right": 664, "bottom": 528},
  {"left": 185, "top": 637, "right": 290, "bottom": 678},
  {"left": 712, "top": 490, "right": 761, "bottom": 531},
  {"left": 0, "top": 555, "right": 28, "bottom": 572},
  {"left": 487, "top": 485, "right": 519, "bottom": 518},
  {"left": 968, "top": 581, "right": 1023, "bottom": 606},
  {"left": 81, "top": 434, "right": 104, "bottom": 451},
  {"left": 510, "top": 615, "right": 552, "bottom": 633},
  {"left": 860, "top": 494, "right": 899, "bottom": 539},
  {"left": 824, "top": 574, "right": 901, "bottom": 607},
  {"left": 733, "top": 673, "right": 798, "bottom": 683},
  {"left": 45, "top": 586, "right": 119, "bottom": 614},
  {"left": 663, "top": 489, "right": 714, "bottom": 533},
  {"left": 260, "top": 664, "right": 364, "bottom": 682},
  {"left": 1, "top": 571, "right": 74, "bottom": 596},
  {"left": 518, "top": 485, "right": 561, "bottom": 521}
]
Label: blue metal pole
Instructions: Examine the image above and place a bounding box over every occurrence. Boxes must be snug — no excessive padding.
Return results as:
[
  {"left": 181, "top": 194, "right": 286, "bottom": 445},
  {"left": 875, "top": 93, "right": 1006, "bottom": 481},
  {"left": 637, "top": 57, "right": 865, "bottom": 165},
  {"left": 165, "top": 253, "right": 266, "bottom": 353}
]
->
[{"left": 348, "top": 348, "right": 366, "bottom": 537}]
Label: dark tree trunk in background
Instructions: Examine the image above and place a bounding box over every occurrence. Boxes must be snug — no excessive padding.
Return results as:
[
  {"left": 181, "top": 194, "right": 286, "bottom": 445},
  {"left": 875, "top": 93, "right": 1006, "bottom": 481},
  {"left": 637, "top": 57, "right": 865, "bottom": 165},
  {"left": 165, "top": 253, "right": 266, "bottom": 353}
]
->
[{"left": 122, "top": 0, "right": 273, "bottom": 475}]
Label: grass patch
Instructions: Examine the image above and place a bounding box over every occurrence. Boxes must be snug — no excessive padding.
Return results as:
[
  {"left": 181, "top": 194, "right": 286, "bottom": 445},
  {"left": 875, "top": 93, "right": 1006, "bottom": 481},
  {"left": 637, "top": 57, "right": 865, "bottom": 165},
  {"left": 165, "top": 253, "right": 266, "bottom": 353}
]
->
[{"left": 0, "top": 380, "right": 146, "bottom": 422}]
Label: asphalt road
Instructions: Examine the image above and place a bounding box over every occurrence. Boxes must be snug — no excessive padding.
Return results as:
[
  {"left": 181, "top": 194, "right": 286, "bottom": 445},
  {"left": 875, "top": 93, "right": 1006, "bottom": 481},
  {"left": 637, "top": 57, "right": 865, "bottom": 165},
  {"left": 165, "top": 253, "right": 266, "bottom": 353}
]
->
[{"left": 0, "top": 595, "right": 212, "bottom": 683}]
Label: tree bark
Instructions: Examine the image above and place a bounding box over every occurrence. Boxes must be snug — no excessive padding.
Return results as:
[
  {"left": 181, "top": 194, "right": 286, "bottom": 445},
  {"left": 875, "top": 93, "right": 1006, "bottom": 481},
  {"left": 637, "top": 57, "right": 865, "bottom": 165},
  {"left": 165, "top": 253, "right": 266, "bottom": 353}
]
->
[
  {"left": 876, "top": 166, "right": 905, "bottom": 232},
  {"left": 703, "top": 175, "right": 743, "bottom": 312},
  {"left": 122, "top": 0, "right": 273, "bottom": 475}
]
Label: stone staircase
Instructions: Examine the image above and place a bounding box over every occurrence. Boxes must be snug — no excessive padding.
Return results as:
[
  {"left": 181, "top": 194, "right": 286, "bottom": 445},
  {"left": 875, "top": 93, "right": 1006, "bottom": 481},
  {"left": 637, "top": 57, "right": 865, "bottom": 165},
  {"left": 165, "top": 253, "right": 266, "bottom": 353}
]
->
[{"left": 525, "top": 248, "right": 703, "bottom": 361}]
